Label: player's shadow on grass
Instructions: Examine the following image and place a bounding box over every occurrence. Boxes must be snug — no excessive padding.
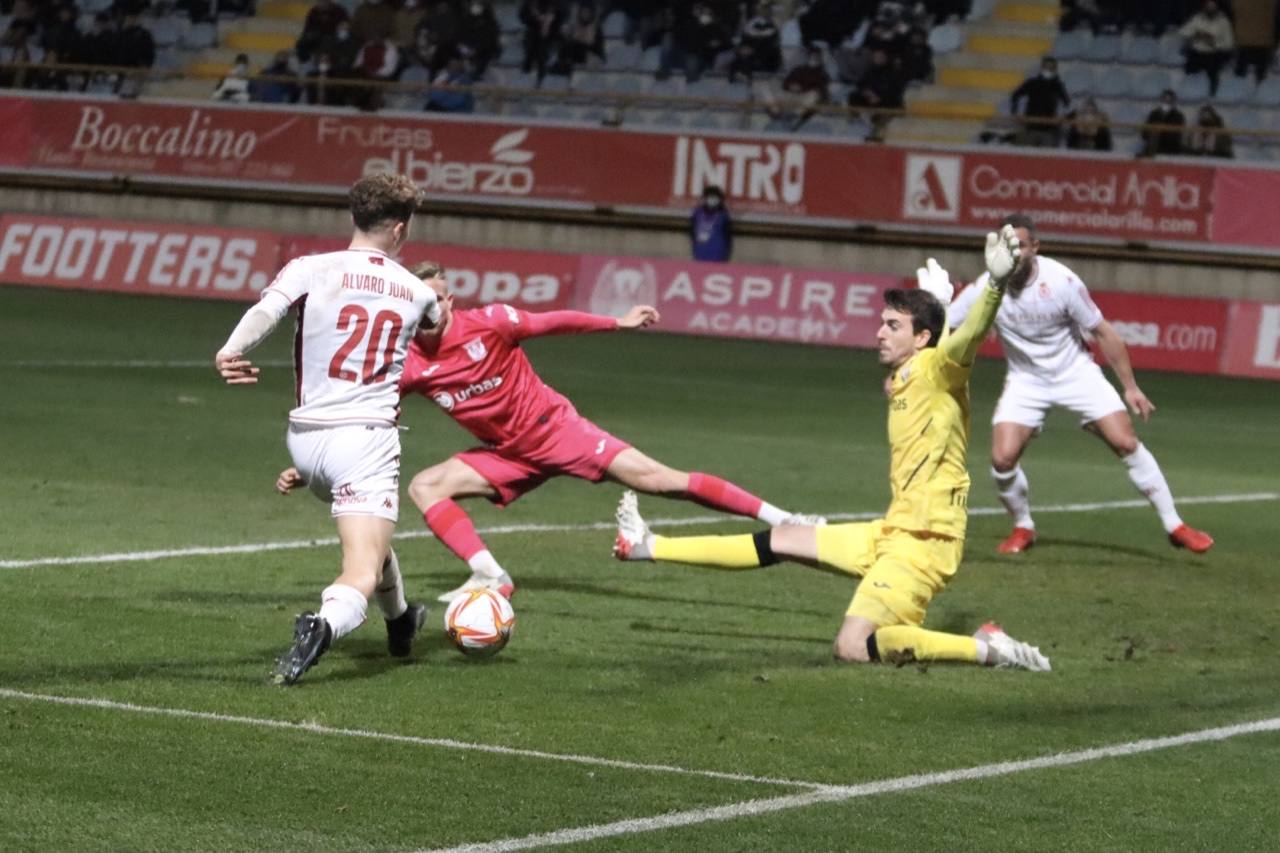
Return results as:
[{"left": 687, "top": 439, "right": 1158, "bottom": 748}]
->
[
  {"left": 504, "top": 577, "right": 832, "bottom": 619},
  {"left": 628, "top": 620, "right": 830, "bottom": 648},
  {"left": 975, "top": 537, "right": 1167, "bottom": 564}
]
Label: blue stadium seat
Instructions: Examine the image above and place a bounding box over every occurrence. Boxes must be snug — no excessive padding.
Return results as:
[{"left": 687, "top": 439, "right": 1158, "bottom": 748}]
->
[
  {"left": 1084, "top": 34, "right": 1122, "bottom": 62},
  {"left": 1220, "top": 106, "right": 1262, "bottom": 132},
  {"left": 495, "top": 3, "right": 521, "bottom": 34},
  {"left": 606, "top": 39, "right": 642, "bottom": 71},
  {"left": 1094, "top": 66, "right": 1133, "bottom": 98},
  {"left": 1131, "top": 67, "right": 1174, "bottom": 100},
  {"left": 1052, "top": 29, "right": 1090, "bottom": 61},
  {"left": 180, "top": 22, "right": 217, "bottom": 50},
  {"left": 1156, "top": 34, "right": 1184, "bottom": 67},
  {"left": 1215, "top": 73, "right": 1255, "bottom": 105},
  {"left": 1121, "top": 34, "right": 1158, "bottom": 65},
  {"left": 602, "top": 10, "right": 627, "bottom": 40},
  {"left": 638, "top": 46, "right": 662, "bottom": 72},
  {"left": 1060, "top": 63, "right": 1095, "bottom": 96},
  {"left": 1176, "top": 72, "right": 1211, "bottom": 104},
  {"left": 780, "top": 18, "right": 802, "bottom": 48},
  {"left": 147, "top": 16, "right": 184, "bottom": 49}
]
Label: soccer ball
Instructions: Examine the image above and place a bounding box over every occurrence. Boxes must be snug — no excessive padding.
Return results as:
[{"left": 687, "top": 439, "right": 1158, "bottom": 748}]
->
[{"left": 444, "top": 588, "right": 515, "bottom": 657}]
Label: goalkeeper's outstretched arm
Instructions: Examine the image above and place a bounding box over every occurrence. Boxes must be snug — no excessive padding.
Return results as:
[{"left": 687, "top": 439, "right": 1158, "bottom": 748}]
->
[{"left": 940, "top": 226, "right": 1021, "bottom": 368}]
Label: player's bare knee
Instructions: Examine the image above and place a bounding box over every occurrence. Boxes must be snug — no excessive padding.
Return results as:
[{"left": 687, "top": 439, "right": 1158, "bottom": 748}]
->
[
  {"left": 991, "top": 452, "right": 1019, "bottom": 473},
  {"left": 1112, "top": 435, "right": 1140, "bottom": 457},
  {"left": 407, "top": 468, "right": 448, "bottom": 508}
]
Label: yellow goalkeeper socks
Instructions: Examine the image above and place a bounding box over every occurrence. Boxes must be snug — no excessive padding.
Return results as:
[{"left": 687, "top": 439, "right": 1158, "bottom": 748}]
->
[
  {"left": 651, "top": 533, "right": 766, "bottom": 569},
  {"left": 873, "top": 625, "right": 981, "bottom": 664}
]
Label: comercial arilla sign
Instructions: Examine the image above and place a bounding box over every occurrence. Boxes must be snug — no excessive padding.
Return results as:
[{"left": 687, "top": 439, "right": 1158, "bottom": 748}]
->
[{"left": 1, "top": 94, "right": 1276, "bottom": 251}]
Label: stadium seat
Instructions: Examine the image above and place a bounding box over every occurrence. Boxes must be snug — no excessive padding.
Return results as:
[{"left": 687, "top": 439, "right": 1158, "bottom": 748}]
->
[
  {"left": 1104, "top": 98, "right": 1145, "bottom": 127},
  {"left": 1156, "top": 34, "right": 1184, "bottom": 67},
  {"left": 929, "top": 23, "right": 963, "bottom": 55},
  {"left": 1221, "top": 106, "right": 1262, "bottom": 132},
  {"left": 637, "top": 46, "right": 662, "bottom": 72},
  {"left": 533, "top": 102, "right": 575, "bottom": 121},
  {"left": 147, "top": 17, "right": 185, "bottom": 49},
  {"left": 606, "top": 39, "right": 642, "bottom": 71},
  {"left": 800, "top": 116, "right": 840, "bottom": 135},
  {"left": 495, "top": 3, "right": 521, "bottom": 34},
  {"left": 602, "top": 10, "right": 626, "bottom": 39},
  {"left": 180, "top": 22, "right": 217, "bottom": 50},
  {"left": 1131, "top": 68, "right": 1175, "bottom": 100},
  {"left": 1094, "top": 66, "right": 1133, "bottom": 98},
  {"left": 1121, "top": 34, "right": 1159, "bottom": 65},
  {"left": 1084, "top": 34, "right": 1122, "bottom": 62},
  {"left": 780, "top": 18, "right": 802, "bottom": 48},
  {"left": 1176, "top": 72, "right": 1211, "bottom": 104},
  {"left": 1052, "top": 29, "right": 1090, "bottom": 61},
  {"left": 1214, "top": 73, "right": 1254, "bottom": 105},
  {"left": 1253, "top": 75, "right": 1280, "bottom": 106},
  {"left": 1060, "top": 62, "right": 1095, "bottom": 96}
]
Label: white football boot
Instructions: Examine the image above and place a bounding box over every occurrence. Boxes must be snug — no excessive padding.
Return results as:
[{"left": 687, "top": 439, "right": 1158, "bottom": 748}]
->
[
  {"left": 781, "top": 513, "right": 827, "bottom": 526},
  {"left": 613, "top": 490, "right": 655, "bottom": 561},
  {"left": 974, "top": 622, "right": 1052, "bottom": 672},
  {"left": 437, "top": 571, "right": 515, "bottom": 604}
]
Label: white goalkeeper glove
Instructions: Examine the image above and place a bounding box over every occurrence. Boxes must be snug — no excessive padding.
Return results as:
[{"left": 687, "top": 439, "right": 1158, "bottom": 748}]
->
[
  {"left": 984, "top": 224, "right": 1022, "bottom": 288},
  {"left": 915, "top": 257, "right": 953, "bottom": 305}
]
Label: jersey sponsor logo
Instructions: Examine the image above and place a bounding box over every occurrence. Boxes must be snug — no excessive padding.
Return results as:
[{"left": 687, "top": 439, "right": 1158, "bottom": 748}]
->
[
  {"left": 358, "top": 127, "right": 536, "bottom": 196},
  {"left": 433, "top": 375, "right": 504, "bottom": 411},
  {"left": 903, "top": 154, "right": 961, "bottom": 221},
  {"left": 671, "top": 137, "right": 806, "bottom": 205},
  {"left": 464, "top": 338, "right": 488, "bottom": 361}
]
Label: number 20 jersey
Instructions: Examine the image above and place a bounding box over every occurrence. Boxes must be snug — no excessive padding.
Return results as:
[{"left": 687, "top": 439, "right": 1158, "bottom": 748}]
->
[{"left": 262, "top": 248, "right": 438, "bottom": 427}]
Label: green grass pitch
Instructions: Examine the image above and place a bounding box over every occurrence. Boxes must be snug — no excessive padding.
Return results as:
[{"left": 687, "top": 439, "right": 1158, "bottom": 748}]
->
[{"left": 1, "top": 285, "right": 1278, "bottom": 852}]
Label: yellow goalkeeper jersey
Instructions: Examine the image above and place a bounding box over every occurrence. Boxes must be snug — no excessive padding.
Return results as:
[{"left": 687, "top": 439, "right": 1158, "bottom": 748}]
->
[{"left": 883, "top": 284, "right": 1004, "bottom": 539}]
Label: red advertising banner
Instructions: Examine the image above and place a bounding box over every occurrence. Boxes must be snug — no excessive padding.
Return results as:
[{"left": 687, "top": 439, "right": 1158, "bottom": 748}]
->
[
  {"left": 0, "top": 213, "right": 280, "bottom": 299},
  {"left": 577, "top": 254, "right": 900, "bottom": 348},
  {"left": 1210, "top": 168, "right": 1280, "bottom": 251},
  {"left": 1222, "top": 301, "right": 1280, "bottom": 380},
  {"left": 282, "top": 236, "right": 580, "bottom": 310}
]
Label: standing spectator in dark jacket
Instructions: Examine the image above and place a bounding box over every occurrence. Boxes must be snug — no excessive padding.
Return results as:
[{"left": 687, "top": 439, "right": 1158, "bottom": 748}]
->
[
  {"left": 1064, "top": 96, "right": 1112, "bottom": 150},
  {"left": 42, "top": 4, "right": 83, "bottom": 65},
  {"left": 80, "top": 12, "right": 119, "bottom": 67},
  {"left": 297, "top": 0, "right": 349, "bottom": 63},
  {"left": 520, "top": 0, "right": 563, "bottom": 83},
  {"left": 728, "top": 3, "right": 782, "bottom": 83},
  {"left": 798, "top": 0, "right": 868, "bottom": 49},
  {"left": 900, "top": 26, "right": 934, "bottom": 84},
  {"left": 657, "top": 3, "right": 730, "bottom": 82},
  {"left": 253, "top": 50, "right": 300, "bottom": 103},
  {"left": 1141, "top": 89, "right": 1186, "bottom": 156},
  {"left": 457, "top": 0, "right": 501, "bottom": 77},
  {"left": 0, "top": 21, "right": 43, "bottom": 87},
  {"left": 1010, "top": 56, "right": 1070, "bottom": 146},
  {"left": 691, "top": 185, "right": 732, "bottom": 262},
  {"left": 350, "top": 0, "right": 396, "bottom": 45},
  {"left": 554, "top": 3, "right": 606, "bottom": 74},
  {"left": 116, "top": 13, "right": 154, "bottom": 68}
]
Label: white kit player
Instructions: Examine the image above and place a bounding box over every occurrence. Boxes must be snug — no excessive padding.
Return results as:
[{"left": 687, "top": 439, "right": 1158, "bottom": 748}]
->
[
  {"left": 949, "top": 214, "right": 1213, "bottom": 555},
  {"left": 215, "top": 174, "right": 441, "bottom": 685}
]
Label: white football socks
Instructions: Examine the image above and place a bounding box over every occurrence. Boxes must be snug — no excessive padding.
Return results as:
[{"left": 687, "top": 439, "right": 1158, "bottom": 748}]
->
[
  {"left": 1123, "top": 443, "right": 1183, "bottom": 533},
  {"left": 992, "top": 465, "right": 1034, "bottom": 529},
  {"left": 372, "top": 549, "right": 407, "bottom": 620},
  {"left": 756, "top": 502, "right": 789, "bottom": 526},
  {"left": 467, "top": 550, "right": 505, "bottom": 580},
  {"left": 318, "top": 583, "right": 367, "bottom": 641}
]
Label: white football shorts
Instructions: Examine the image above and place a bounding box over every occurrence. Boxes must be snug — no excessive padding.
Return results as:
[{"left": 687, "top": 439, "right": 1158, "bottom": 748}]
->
[
  {"left": 992, "top": 363, "right": 1126, "bottom": 429},
  {"left": 286, "top": 423, "right": 401, "bottom": 522}
]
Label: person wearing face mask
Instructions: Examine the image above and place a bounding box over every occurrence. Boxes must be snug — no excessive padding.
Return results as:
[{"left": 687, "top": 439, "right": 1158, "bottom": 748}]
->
[
  {"left": 759, "top": 45, "right": 830, "bottom": 130},
  {"left": 211, "top": 52, "right": 252, "bottom": 102},
  {"left": 657, "top": 3, "right": 730, "bottom": 83},
  {"left": 1141, "top": 89, "right": 1186, "bottom": 156},
  {"left": 297, "top": 0, "right": 348, "bottom": 63},
  {"left": 690, "top": 186, "right": 732, "bottom": 262},
  {"left": 1064, "top": 96, "right": 1112, "bottom": 151},
  {"left": 1179, "top": 0, "right": 1234, "bottom": 94},
  {"left": 457, "top": 0, "right": 501, "bottom": 77},
  {"left": 1187, "top": 103, "right": 1233, "bottom": 158},
  {"left": 1009, "top": 56, "right": 1070, "bottom": 147}
]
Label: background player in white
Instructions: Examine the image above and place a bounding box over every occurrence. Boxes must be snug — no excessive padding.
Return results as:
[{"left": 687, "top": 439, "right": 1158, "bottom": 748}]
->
[
  {"left": 950, "top": 214, "right": 1213, "bottom": 555},
  {"left": 215, "top": 173, "right": 441, "bottom": 685}
]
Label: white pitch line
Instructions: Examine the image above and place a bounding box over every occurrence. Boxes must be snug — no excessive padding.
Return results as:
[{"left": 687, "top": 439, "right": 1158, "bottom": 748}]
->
[
  {"left": 419, "top": 715, "right": 1280, "bottom": 853},
  {"left": 1, "top": 359, "right": 292, "bottom": 368},
  {"left": 1, "top": 492, "right": 1274, "bottom": 572},
  {"left": 0, "top": 688, "right": 835, "bottom": 792}
]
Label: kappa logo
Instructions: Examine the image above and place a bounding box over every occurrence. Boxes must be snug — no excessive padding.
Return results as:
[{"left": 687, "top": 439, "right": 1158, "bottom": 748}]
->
[
  {"left": 903, "top": 154, "right": 962, "bottom": 222},
  {"left": 464, "top": 338, "right": 487, "bottom": 361}
]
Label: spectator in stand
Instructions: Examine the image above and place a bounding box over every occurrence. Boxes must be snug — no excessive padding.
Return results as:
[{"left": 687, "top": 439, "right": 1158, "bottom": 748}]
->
[
  {"left": 1179, "top": 0, "right": 1234, "bottom": 95},
  {"left": 690, "top": 185, "right": 732, "bottom": 262},
  {"left": 728, "top": 2, "right": 782, "bottom": 83},
  {"left": 0, "top": 20, "right": 44, "bottom": 88},
  {"left": 847, "top": 46, "right": 906, "bottom": 141},
  {"left": 798, "top": 0, "right": 867, "bottom": 49},
  {"left": 760, "top": 45, "right": 830, "bottom": 130},
  {"left": 1141, "top": 89, "right": 1186, "bottom": 156},
  {"left": 354, "top": 33, "right": 399, "bottom": 110},
  {"left": 657, "top": 3, "right": 731, "bottom": 83},
  {"left": 318, "top": 20, "right": 360, "bottom": 77},
  {"left": 413, "top": 24, "right": 459, "bottom": 77},
  {"left": 457, "top": 0, "right": 501, "bottom": 77},
  {"left": 423, "top": 0, "right": 460, "bottom": 45},
  {"left": 211, "top": 52, "right": 253, "bottom": 102},
  {"left": 900, "top": 26, "right": 934, "bottom": 84},
  {"left": 924, "top": 0, "right": 971, "bottom": 21},
  {"left": 350, "top": 0, "right": 396, "bottom": 45},
  {"left": 297, "top": 0, "right": 349, "bottom": 63},
  {"left": 1064, "top": 96, "right": 1113, "bottom": 150},
  {"left": 554, "top": 3, "right": 606, "bottom": 75},
  {"left": 1233, "top": 0, "right": 1276, "bottom": 81},
  {"left": 1010, "top": 55, "right": 1070, "bottom": 147},
  {"left": 306, "top": 50, "right": 343, "bottom": 105},
  {"left": 253, "top": 49, "right": 300, "bottom": 103},
  {"left": 426, "top": 54, "right": 475, "bottom": 112},
  {"left": 604, "top": 0, "right": 666, "bottom": 46},
  {"left": 519, "top": 0, "right": 563, "bottom": 83},
  {"left": 42, "top": 4, "right": 83, "bottom": 66},
  {"left": 1059, "top": 0, "right": 1101, "bottom": 33},
  {"left": 116, "top": 12, "right": 154, "bottom": 68},
  {"left": 1187, "top": 103, "right": 1234, "bottom": 157},
  {"left": 863, "top": 2, "right": 911, "bottom": 60},
  {"left": 392, "top": 0, "right": 428, "bottom": 53},
  {"left": 80, "top": 12, "right": 119, "bottom": 69}
]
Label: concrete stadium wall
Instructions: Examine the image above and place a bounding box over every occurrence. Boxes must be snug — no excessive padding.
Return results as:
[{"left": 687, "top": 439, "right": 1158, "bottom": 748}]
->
[{"left": 6, "top": 187, "right": 1279, "bottom": 301}]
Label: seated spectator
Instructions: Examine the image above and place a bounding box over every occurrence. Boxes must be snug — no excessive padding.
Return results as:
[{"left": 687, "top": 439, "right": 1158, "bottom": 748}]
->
[
  {"left": 79, "top": 12, "right": 120, "bottom": 89},
  {"left": 863, "top": 2, "right": 911, "bottom": 60},
  {"left": 350, "top": 0, "right": 396, "bottom": 45},
  {"left": 900, "top": 26, "right": 933, "bottom": 84},
  {"left": 412, "top": 23, "right": 459, "bottom": 78},
  {"left": 1233, "top": 0, "right": 1276, "bottom": 81},
  {"left": 42, "top": 4, "right": 83, "bottom": 66},
  {"left": 0, "top": 21, "right": 45, "bottom": 88},
  {"left": 1064, "top": 96, "right": 1113, "bottom": 150},
  {"left": 605, "top": 0, "right": 665, "bottom": 46},
  {"left": 1186, "top": 103, "right": 1233, "bottom": 157},
  {"left": 252, "top": 49, "right": 300, "bottom": 103},
  {"left": 758, "top": 45, "right": 830, "bottom": 130},
  {"left": 727, "top": 3, "right": 782, "bottom": 83},
  {"left": 1059, "top": 0, "right": 1101, "bottom": 33},
  {"left": 520, "top": 0, "right": 564, "bottom": 83},
  {"left": 116, "top": 12, "right": 154, "bottom": 68},
  {"left": 553, "top": 3, "right": 606, "bottom": 75},
  {"left": 316, "top": 21, "right": 360, "bottom": 80},
  {"left": 846, "top": 46, "right": 906, "bottom": 141},
  {"left": 798, "top": 0, "right": 867, "bottom": 49},
  {"left": 1010, "top": 55, "right": 1070, "bottom": 147},
  {"left": 354, "top": 34, "right": 399, "bottom": 110},
  {"left": 1179, "top": 0, "right": 1234, "bottom": 95},
  {"left": 392, "top": 0, "right": 428, "bottom": 52},
  {"left": 297, "top": 0, "right": 349, "bottom": 63},
  {"left": 457, "top": 0, "right": 501, "bottom": 77},
  {"left": 211, "top": 52, "right": 252, "bottom": 102},
  {"left": 305, "top": 51, "right": 344, "bottom": 105},
  {"left": 657, "top": 3, "right": 731, "bottom": 83},
  {"left": 1141, "top": 88, "right": 1186, "bottom": 156},
  {"left": 426, "top": 54, "right": 475, "bottom": 112}
]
